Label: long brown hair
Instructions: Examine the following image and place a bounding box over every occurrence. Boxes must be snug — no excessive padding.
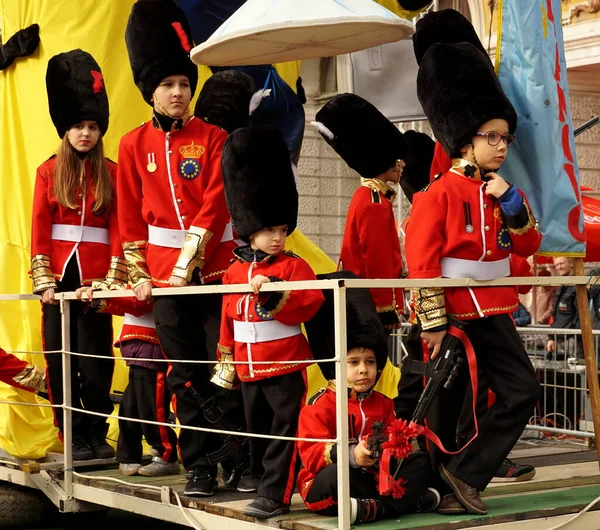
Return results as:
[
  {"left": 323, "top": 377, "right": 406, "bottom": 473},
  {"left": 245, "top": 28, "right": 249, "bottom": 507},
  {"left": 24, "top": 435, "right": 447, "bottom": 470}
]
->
[{"left": 53, "top": 134, "right": 113, "bottom": 214}]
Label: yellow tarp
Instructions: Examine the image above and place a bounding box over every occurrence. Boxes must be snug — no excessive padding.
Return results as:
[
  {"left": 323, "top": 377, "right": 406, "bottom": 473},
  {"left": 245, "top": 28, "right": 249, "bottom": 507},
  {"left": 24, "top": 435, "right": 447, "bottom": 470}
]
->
[{"left": 0, "top": 1, "right": 398, "bottom": 459}]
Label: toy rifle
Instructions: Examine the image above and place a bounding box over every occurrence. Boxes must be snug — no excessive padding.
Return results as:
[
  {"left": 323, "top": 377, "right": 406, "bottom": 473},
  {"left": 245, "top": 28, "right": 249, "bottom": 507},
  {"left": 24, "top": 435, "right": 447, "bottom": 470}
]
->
[{"left": 410, "top": 317, "right": 468, "bottom": 425}]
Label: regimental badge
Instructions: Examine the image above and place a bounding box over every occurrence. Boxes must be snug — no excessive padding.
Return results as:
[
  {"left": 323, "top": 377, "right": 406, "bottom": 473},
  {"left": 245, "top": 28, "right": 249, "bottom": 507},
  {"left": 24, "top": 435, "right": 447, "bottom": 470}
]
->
[
  {"left": 178, "top": 142, "right": 205, "bottom": 180},
  {"left": 179, "top": 159, "right": 201, "bottom": 180},
  {"left": 497, "top": 227, "right": 512, "bottom": 250}
]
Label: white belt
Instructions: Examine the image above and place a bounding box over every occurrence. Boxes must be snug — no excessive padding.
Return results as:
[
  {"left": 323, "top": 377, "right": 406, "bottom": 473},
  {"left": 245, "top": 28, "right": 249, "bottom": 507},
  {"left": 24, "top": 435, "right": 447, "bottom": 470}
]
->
[
  {"left": 51, "top": 224, "right": 109, "bottom": 245},
  {"left": 233, "top": 320, "right": 302, "bottom": 344},
  {"left": 441, "top": 257, "right": 511, "bottom": 281},
  {"left": 148, "top": 222, "right": 235, "bottom": 249},
  {"left": 124, "top": 312, "right": 156, "bottom": 329}
]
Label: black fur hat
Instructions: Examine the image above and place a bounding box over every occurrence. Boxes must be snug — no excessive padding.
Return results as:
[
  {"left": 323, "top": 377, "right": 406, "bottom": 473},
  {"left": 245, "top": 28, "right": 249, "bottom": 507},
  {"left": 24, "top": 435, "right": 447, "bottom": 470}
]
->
[
  {"left": 412, "top": 9, "right": 487, "bottom": 66},
  {"left": 46, "top": 49, "right": 109, "bottom": 138},
  {"left": 400, "top": 130, "right": 435, "bottom": 203},
  {"left": 313, "top": 93, "right": 407, "bottom": 179},
  {"left": 222, "top": 126, "right": 298, "bottom": 242},
  {"left": 417, "top": 42, "right": 517, "bottom": 158},
  {"left": 194, "top": 70, "right": 256, "bottom": 134},
  {"left": 305, "top": 271, "right": 388, "bottom": 382},
  {"left": 125, "top": 0, "right": 198, "bottom": 105}
]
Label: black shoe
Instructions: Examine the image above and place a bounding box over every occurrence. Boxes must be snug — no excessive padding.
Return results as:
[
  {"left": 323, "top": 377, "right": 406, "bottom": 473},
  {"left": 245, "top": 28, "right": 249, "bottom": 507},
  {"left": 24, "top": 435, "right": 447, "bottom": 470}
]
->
[
  {"left": 237, "top": 471, "right": 260, "bottom": 492},
  {"left": 243, "top": 496, "right": 290, "bottom": 519},
  {"left": 221, "top": 462, "right": 247, "bottom": 489},
  {"left": 417, "top": 488, "right": 441, "bottom": 513},
  {"left": 72, "top": 440, "right": 93, "bottom": 461},
  {"left": 183, "top": 466, "right": 218, "bottom": 496},
  {"left": 491, "top": 458, "right": 536, "bottom": 483},
  {"left": 350, "top": 498, "right": 388, "bottom": 524},
  {"left": 87, "top": 438, "right": 115, "bottom": 459}
]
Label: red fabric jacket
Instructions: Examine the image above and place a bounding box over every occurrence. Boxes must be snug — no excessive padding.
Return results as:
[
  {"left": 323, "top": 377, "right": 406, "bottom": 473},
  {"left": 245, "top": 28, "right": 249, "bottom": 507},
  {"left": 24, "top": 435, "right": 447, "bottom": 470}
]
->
[
  {"left": 406, "top": 170, "right": 542, "bottom": 320},
  {"left": 30, "top": 156, "right": 121, "bottom": 292},
  {"left": 0, "top": 348, "right": 45, "bottom": 393},
  {"left": 97, "top": 296, "right": 159, "bottom": 346},
  {"left": 117, "top": 117, "right": 235, "bottom": 287},
  {"left": 339, "top": 180, "right": 404, "bottom": 327},
  {"left": 218, "top": 248, "right": 324, "bottom": 382},
  {"left": 297, "top": 384, "right": 395, "bottom": 505}
]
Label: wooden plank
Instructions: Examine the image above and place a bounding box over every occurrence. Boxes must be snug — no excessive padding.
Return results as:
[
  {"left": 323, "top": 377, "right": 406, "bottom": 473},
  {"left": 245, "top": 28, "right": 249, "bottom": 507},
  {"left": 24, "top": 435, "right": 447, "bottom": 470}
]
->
[
  {"left": 285, "top": 484, "right": 600, "bottom": 530},
  {"left": 509, "top": 444, "right": 588, "bottom": 460},
  {"left": 513, "top": 448, "right": 598, "bottom": 468}
]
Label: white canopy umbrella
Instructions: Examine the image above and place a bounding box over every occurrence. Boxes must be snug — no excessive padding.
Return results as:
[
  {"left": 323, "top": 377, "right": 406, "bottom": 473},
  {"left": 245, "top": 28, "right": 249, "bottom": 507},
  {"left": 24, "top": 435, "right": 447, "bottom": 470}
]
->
[{"left": 190, "top": 0, "right": 415, "bottom": 66}]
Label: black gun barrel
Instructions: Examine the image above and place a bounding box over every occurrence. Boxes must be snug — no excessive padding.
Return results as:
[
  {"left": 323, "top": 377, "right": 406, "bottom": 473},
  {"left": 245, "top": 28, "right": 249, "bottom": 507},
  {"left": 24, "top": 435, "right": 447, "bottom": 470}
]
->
[{"left": 574, "top": 116, "right": 599, "bottom": 137}]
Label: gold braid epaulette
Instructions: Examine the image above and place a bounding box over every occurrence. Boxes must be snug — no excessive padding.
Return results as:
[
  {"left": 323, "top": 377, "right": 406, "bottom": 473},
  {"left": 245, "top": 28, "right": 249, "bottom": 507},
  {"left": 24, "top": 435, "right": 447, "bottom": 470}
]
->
[
  {"left": 31, "top": 254, "right": 57, "bottom": 294},
  {"left": 123, "top": 241, "right": 151, "bottom": 288},
  {"left": 93, "top": 256, "right": 129, "bottom": 291},
  {"left": 413, "top": 286, "right": 447, "bottom": 330},
  {"left": 172, "top": 226, "right": 213, "bottom": 282}
]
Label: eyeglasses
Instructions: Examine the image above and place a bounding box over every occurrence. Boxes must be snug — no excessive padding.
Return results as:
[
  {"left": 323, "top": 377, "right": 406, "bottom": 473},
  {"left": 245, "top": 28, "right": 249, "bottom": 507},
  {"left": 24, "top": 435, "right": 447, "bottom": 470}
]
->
[{"left": 474, "top": 132, "right": 516, "bottom": 147}]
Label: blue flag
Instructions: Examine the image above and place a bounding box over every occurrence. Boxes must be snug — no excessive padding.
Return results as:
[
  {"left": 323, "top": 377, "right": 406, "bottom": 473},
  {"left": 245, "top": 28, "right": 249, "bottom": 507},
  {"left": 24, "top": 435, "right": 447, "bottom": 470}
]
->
[{"left": 496, "top": 0, "right": 585, "bottom": 257}]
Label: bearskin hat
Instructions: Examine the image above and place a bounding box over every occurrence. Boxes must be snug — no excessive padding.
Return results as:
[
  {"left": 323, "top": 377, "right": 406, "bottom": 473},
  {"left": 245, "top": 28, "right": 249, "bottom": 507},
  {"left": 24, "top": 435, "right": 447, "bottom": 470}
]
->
[
  {"left": 313, "top": 93, "right": 407, "bottom": 179},
  {"left": 46, "top": 49, "right": 109, "bottom": 138},
  {"left": 194, "top": 70, "right": 256, "bottom": 134},
  {"left": 125, "top": 0, "right": 198, "bottom": 104},
  {"left": 305, "top": 271, "right": 388, "bottom": 382},
  {"left": 413, "top": 9, "right": 487, "bottom": 66},
  {"left": 400, "top": 130, "right": 435, "bottom": 203},
  {"left": 417, "top": 42, "right": 517, "bottom": 158},
  {"left": 222, "top": 126, "right": 298, "bottom": 242}
]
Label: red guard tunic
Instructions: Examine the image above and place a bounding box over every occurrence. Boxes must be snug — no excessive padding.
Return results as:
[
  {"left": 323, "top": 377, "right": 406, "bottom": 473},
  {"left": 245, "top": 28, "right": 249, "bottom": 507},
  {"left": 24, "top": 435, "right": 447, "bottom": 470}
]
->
[
  {"left": 339, "top": 179, "right": 404, "bottom": 327},
  {"left": 297, "top": 383, "right": 395, "bottom": 507},
  {"left": 30, "top": 156, "right": 124, "bottom": 293},
  {"left": 406, "top": 170, "right": 541, "bottom": 325},
  {"left": 96, "top": 296, "right": 159, "bottom": 346},
  {"left": 218, "top": 249, "right": 324, "bottom": 382},
  {"left": 117, "top": 117, "right": 235, "bottom": 287},
  {"left": 0, "top": 348, "right": 46, "bottom": 393}
]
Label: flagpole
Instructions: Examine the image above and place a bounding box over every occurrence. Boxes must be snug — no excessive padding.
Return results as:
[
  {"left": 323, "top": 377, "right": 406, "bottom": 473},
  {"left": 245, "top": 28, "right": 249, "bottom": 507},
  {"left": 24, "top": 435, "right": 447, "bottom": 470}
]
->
[{"left": 573, "top": 258, "right": 600, "bottom": 469}]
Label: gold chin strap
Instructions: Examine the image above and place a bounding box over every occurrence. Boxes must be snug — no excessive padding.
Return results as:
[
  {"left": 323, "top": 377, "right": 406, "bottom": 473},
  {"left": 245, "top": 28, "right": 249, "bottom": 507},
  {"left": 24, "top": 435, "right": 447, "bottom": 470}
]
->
[{"left": 153, "top": 97, "right": 191, "bottom": 121}]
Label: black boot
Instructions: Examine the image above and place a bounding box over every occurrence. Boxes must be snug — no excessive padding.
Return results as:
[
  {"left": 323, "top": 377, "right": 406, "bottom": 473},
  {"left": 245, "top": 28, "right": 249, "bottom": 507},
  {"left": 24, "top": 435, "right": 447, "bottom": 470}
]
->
[
  {"left": 72, "top": 436, "right": 93, "bottom": 461},
  {"left": 86, "top": 424, "right": 115, "bottom": 459}
]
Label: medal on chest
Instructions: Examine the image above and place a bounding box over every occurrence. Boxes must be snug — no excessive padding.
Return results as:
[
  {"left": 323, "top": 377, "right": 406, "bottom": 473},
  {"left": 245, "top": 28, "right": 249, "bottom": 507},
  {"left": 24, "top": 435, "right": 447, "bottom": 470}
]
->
[
  {"left": 178, "top": 142, "right": 205, "bottom": 180},
  {"left": 463, "top": 202, "right": 474, "bottom": 234},
  {"left": 147, "top": 153, "right": 157, "bottom": 173}
]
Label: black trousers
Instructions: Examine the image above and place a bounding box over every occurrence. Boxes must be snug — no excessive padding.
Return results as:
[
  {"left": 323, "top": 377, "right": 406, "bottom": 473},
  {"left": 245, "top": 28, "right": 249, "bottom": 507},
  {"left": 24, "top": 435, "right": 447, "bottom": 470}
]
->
[
  {"left": 42, "top": 259, "right": 114, "bottom": 439},
  {"left": 241, "top": 369, "right": 307, "bottom": 504},
  {"left": 154, "top": 290, "right": 244, "bottom": 470},
  {"left": 117, "top": 366, "right": 178, "bottom": 464},
  {"left": 304, "top": 451, "right": 432, "bottom": 517},
  {"left": 426, "top": 315, "right": 540, "bottom": 491}
]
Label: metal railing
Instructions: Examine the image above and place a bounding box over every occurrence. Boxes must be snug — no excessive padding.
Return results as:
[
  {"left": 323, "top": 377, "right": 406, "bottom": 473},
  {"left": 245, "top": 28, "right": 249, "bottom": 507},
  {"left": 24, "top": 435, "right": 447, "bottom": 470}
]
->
[{"left": 0, "top": 274, "right": 598, "bottom": 529}]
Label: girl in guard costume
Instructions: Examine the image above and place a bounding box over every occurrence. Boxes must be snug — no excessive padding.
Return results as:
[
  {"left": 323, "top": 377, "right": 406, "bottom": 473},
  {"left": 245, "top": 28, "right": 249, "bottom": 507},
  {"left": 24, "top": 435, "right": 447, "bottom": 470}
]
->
[
  {"left": 120, "top": 1, "right": 237, "bottom": 496},
  {"left": 75, "top": 287, "right": 179, "bottom": 478},
  {"left": 300, "top": 271, "right": 437, "bottom": 525},
  {"left": 218, "top": 126, "right": 324, "bottom": 519},
  {"left": 312, "top": 94, "right": 406, "bottom": 330},
  {"left": 405, "top": 38, "right": 541, "bottom": 515},
  {"left": 31, "top": 50, "right": 126, "bottom": 460}
]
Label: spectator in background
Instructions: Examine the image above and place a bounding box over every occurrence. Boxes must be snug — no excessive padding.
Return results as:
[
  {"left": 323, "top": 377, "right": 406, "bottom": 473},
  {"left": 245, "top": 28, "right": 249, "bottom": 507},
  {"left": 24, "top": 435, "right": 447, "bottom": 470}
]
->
[
  {"left": 513, "top": 303, "right": 532, "bottom": 327},
  {"left": 536, "top": 269, "right": 556, "bottom": 325}
]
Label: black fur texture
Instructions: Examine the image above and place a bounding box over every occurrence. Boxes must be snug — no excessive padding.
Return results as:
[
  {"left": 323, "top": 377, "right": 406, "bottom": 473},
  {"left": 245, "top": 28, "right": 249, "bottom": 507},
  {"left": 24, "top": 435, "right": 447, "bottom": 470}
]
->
[{"left": 400, "top": 130, "right": 435, "bottom": 203}]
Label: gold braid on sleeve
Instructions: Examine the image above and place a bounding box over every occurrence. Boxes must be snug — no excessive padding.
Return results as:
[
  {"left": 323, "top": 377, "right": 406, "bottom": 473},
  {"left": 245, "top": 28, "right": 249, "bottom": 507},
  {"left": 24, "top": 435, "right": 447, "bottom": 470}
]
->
[
  {"left": 31, "top": 254, "right": 57, "bottom": 294},
  {"left": 93, "top": 256, "right": 129, "bottom": 291},
  {"left": 123, "top": 241, "right": 151, "bottom": 288},
  {"left": 171, "top": 226, "right": 213, "bottom": 282},
  {"left": 211, "top": 347, "right": 239, "bottom": 390},
  {"left": 13, "top": 364, "right": 47, "bottom": 393},
  {"left": 413, "top": 286, "right": 447, "bottom": 330}
]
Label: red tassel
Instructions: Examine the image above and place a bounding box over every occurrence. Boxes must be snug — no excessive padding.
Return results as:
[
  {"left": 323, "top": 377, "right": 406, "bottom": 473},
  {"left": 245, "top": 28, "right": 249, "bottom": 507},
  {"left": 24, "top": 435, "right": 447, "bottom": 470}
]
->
[
  {"left": 172, "top": 22, "right": 192, "bottom": 53},
  {"left": 91, "top": 70, "right": 104, "bottom": 94}
]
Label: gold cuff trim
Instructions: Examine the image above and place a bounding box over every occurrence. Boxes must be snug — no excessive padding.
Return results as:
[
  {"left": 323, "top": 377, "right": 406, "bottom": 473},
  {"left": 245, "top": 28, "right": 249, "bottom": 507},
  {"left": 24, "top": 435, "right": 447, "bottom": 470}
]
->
[
  {"left": 324, "top": 442, "right": 334, "bottom": 465},
  {"left": 14, "top": 364, "right": 47, "bottom": 393},
  {"left": 211, "top": 350, "right": 239, "bottom": 390},
  {"left": 172, "top": 226, "right": 213, "bottom": 282},
  {"left": 507, "top": 201, "right": 539, "bottom": 236},
  {"left": 123, "top": 241, "right": 151, "bottom": 287},
  {"left": 217, "top": 344, "right": 232, "bottom": 356},
  {"left": 413, "top": 286, "right": 447, "bottom": 330},
  {"left": 31, "top": 254, "right": 57, "bottom": 294},
  {"left": 269, "top": 290, "right": 291, "bottom": 317}
]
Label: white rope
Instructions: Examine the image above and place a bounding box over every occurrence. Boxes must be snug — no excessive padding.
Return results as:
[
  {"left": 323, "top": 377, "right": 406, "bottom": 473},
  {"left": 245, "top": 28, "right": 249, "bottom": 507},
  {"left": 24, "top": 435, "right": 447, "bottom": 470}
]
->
[
  {"left": 72, "top": 472, "right": 204, "bottom": 530},
  {"left": 545, "top": 494, "right": 600, "bottom": 530}
]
